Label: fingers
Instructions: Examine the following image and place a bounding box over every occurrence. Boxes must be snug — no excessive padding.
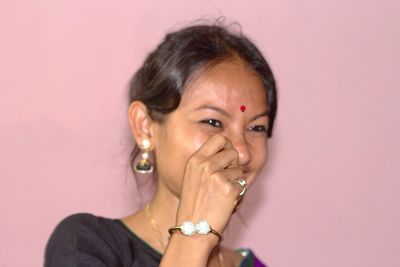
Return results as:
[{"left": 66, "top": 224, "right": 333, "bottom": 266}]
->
[
  {"left": 212, "top": 167, "right": 243, "bottom": 183},
  {"left": 189, "top": 134, "right": 239, "bottom": 172},
  {"left": 197, "top": 134, "right": 233, "bottom": 158},
  {"left": 207, "top": 147, "right": 239, "bottom": 170},
  {"left": 185, "top": 133, "right": 244, "bottom": 196},
  {"left": 177, "top": 134, "right": 247, "bottom": 235},
  {"left": 210, "top": 168, "right": 245, "bottom": 203}
]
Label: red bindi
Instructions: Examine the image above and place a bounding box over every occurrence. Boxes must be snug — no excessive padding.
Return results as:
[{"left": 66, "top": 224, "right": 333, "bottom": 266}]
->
[{"left": 240, "top": 105, "right": 246, "bottom": 112}]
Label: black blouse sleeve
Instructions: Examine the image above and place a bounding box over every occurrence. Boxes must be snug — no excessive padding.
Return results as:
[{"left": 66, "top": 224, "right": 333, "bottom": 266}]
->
[{"left": 44, "top": 213, "right": 123, "bottom": 267}]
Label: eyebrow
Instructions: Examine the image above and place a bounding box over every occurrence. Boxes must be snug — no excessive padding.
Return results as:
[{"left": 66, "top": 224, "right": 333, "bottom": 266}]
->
[
  {"left": 193, "top": 105, "right": 269, "bottom": 122},
  {"left": 194, "top": 105, "right": 231, "bottom": 117},
  {"left": 249, "top": 110, "right": 269, "bottom": 122}
]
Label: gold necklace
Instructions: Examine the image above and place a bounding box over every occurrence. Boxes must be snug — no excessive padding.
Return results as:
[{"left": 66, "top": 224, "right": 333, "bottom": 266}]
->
[
  {"left": 144, "top": 202, "right": 225, "bottom": 267},
  {"left": 145, "top": 202, "right": 167, "bottom": 250}
]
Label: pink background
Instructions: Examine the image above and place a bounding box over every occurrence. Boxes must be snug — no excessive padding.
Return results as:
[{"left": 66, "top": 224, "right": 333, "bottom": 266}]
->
[{"left": 1, "top": 0, "right": 399, "bottom": 266}]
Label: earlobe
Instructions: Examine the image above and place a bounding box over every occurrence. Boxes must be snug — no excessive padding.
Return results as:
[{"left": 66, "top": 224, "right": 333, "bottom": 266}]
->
[{"left": 128, "top": 101, "right": 154, "bottom": 145}]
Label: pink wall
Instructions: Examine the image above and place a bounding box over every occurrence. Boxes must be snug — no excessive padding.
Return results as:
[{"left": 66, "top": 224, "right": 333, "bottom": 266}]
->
[{"left": 1, "top": 0, "right": 399, "bottom": 266}]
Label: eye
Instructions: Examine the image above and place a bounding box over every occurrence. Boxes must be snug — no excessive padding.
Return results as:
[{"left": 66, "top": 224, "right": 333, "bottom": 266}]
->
[
  {"left": 200, "top": 119, "right": 223, "bottom": 128},
  {"left": 248, "top": 125, "right": 268, "bottom": 133}
]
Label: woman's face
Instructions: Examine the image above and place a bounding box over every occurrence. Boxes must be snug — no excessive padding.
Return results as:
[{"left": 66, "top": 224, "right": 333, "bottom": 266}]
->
[{"left": 152, "top": 59, "right": 269, "bottom": 197}]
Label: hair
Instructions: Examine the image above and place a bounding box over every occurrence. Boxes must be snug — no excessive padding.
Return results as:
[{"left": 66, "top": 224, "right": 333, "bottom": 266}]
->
[{"left": 128, "top": 21, "right": 278, "bottom": 170}]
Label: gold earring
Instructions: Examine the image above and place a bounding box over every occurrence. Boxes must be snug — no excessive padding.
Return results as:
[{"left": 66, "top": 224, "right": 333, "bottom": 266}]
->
[{"left": 134, "top": 139, "right": 154, "bottom": 174}]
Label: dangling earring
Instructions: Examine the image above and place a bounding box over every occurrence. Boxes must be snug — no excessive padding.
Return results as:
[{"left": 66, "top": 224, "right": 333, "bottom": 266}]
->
[{"left": 134, "top": 139, "right": 154, "bottom": 174}]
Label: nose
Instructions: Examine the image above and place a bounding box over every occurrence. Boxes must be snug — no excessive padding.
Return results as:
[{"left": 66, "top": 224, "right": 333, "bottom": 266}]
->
[{"left": 230, "top": 133, "right": 251, "bottom": 166}]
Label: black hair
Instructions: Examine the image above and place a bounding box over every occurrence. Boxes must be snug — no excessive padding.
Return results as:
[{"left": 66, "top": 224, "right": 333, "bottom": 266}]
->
[{"left": 129, "top": 21, "right": 278, "bottom": 168}]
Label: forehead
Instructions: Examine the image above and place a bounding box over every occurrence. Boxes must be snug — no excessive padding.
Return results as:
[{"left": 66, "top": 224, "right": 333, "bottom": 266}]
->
[{"left": 179, "top": 60, "right": 267, "bottom": 110}]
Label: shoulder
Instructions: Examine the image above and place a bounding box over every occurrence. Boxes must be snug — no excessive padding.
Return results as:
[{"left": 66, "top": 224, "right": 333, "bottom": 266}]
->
[
  {"left": 46, "top": 213, "right": 97, "bottom": 247},
  {"left": 45, "top": 213, "right": 123, "bottom": 267},
  {"left": 50, "top": 213, "right": 100, "bottom": 230},
  {"left": 46, "top": 213, "right": 112, "bottom": 246}
]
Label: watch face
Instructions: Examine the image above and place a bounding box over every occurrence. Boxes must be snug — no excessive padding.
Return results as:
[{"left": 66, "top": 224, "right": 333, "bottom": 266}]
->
[{"left": 180, "top": 221, "right": 196, "bottom": 236}]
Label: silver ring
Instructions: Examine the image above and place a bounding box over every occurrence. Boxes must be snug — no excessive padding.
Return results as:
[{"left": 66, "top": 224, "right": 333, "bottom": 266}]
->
[{"left": 236, "top": 178, "right": 247, "bottom": 197}]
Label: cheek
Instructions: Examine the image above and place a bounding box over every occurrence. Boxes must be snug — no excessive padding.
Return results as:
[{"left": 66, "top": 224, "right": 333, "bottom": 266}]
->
[
  {"left": 245, "top": 141, "right": 268, "bottom": 186},
  {"left": 252, "top": 139, "right": 269, "bottom": 169},
  {"left": 177, "top": 122, "right": 219, "bottom": 156},
  {"left": 153, "top": 122, "right": 213, "bottom": 191},
  {"left": 169, "top": 127, "right": 216, "bottom": 177},
  {"left": 261, "top": 140, "right": 269, "bottom": 163},
  {"left": 181, "top": 130, "right": 211, "bottom": 159}
]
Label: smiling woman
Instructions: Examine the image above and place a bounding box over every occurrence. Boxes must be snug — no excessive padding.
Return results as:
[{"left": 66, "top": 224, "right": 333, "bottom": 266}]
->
[{"left": 44, "top": 20, "right": 277, "bottom": 267}]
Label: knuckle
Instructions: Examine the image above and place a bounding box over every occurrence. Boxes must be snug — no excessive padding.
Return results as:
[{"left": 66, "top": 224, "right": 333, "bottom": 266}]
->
[
  {"left": 200, "top": 160, "right": 215, "bottom": 173},
  {"left": 213, "top": 175, "right": 237, "bottom": 195},
  {"left": 187, "top": 153, "right": 200, "bottom": 165},
  {"left": 224, "top": 182, "right": 237, "bottom": 195},
  {"left": 211, "top": 172, "right": 223, "bottom": 182}
]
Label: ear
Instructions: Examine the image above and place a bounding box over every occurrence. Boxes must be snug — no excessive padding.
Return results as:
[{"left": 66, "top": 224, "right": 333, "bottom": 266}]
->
[{"left": 128, "top": 101, "right": 156, "bottom": 148}]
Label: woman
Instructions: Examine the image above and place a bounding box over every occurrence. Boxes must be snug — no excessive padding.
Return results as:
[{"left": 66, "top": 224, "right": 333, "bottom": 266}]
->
[{"left": 45, "top": 21, "right": 277, "bottom": 267}]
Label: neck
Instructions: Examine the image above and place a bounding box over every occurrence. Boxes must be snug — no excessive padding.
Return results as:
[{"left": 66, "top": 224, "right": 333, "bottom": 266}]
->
[{"left": 147, "top": 179, "right": 180, "bottom": 247}]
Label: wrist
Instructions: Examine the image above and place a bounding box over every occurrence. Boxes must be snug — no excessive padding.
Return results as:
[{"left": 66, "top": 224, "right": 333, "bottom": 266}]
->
[
  {"left": 168, "top": 230, "right": 218, "bottom": 252},
  {"left": 168, "top": 220, "right": 223, "bottom": 243}
]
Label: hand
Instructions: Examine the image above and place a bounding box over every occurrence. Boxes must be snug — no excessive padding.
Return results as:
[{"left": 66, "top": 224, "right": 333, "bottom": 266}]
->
[{"left": 176, "top": 134, "right": 244, "bottom": 240}]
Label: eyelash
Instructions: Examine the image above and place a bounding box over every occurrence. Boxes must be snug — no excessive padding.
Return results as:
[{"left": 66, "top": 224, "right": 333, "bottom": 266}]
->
[
  {"left": 200, "top": 119, "right": 268, "bottom": 133},
  {"left": 248, "top": 125, "right": 268, "bottom": 133},
  {"left": 201, "top": 119, "right": 222, "bottom": 128}
]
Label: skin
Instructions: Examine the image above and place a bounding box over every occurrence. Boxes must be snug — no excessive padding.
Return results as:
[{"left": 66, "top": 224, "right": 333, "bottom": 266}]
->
[{"left": 122, "top": 58, "right": 270, "bottom": 267}]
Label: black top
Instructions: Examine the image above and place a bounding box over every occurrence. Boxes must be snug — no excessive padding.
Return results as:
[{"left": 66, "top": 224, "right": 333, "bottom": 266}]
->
[{"left": 44, "top": 213, "right": 264, "bottom": 267}]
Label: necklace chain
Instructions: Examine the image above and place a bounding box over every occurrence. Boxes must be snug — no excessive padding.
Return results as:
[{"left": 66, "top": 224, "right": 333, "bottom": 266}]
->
[
  {"left": 145, "top": 202, "right": 166, "bottom": 250},
  {"left": 144, "top": 202, "right": 225, "bottom": 267}
]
